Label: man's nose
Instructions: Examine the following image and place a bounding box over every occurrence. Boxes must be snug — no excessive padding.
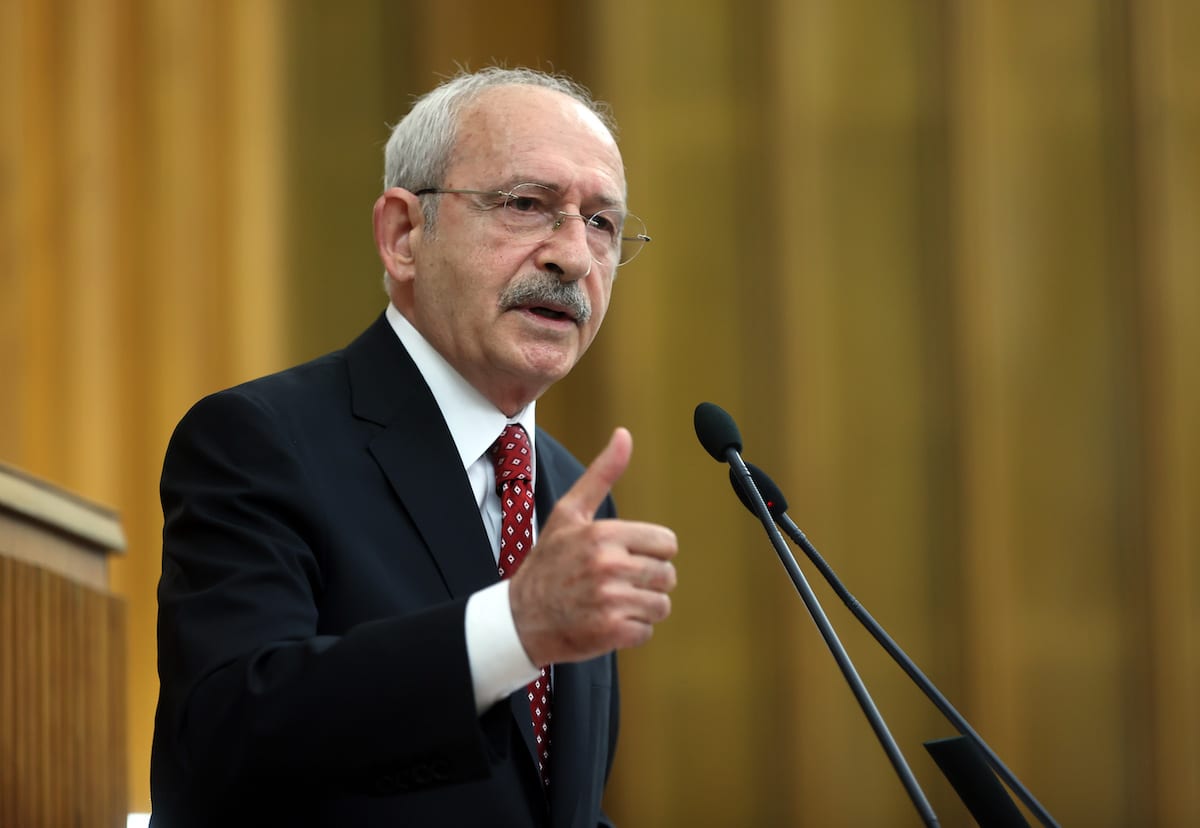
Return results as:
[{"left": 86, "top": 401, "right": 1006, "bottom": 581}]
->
[{"left": 537, "top": 213, "right": 595, "bottom": 281}]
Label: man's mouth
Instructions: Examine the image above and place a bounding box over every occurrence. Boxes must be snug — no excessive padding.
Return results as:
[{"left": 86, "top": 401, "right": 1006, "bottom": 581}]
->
[{"left": 527, "top": 305, "right": 574, "bottom": 322}]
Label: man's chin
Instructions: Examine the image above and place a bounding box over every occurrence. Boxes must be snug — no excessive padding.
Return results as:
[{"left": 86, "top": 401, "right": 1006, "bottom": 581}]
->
[{"left": 518, "top": 346, "right": 578, "bottom": 385}]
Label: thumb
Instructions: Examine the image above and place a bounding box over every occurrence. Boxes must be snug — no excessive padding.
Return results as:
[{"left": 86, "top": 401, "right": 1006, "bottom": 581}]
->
[{"left": 557, "top": 427, "right": 632, "bottom": 520}]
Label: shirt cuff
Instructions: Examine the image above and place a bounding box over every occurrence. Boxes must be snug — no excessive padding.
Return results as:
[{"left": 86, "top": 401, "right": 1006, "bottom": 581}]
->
[{"left": 465, "top": 580, "right": 540, "bottom": 714}]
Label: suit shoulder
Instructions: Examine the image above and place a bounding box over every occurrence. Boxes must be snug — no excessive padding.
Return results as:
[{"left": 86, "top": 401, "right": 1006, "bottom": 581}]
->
[
  {"left": 162, "top": 353, "right": 353, "bottom": 469},
  {"left": 227, "top": 349, "right": 349, "bottom": 406},
  {"left": 183, "top": 350, "right": 347, "bottom": 419}
]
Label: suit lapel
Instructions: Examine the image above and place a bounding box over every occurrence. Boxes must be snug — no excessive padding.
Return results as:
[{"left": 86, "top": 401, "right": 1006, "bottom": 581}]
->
[
  {"left": 346, "top": 314, "right": 498, "bottom": 600},
  {"left": 369, "top": 427, "right": 499, "bottom": 598}
]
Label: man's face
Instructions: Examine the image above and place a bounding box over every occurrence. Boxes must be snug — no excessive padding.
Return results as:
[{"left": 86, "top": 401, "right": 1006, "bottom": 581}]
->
[{"left": 399, "top": 85, "right": 627, "bottom": 415}]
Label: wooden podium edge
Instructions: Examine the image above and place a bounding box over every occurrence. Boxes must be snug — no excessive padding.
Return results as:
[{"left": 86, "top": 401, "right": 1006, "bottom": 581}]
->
[
  {"left": 0, "top": 462, "right": 127, "bottom": 553},
  {"left": 0, "top": 463, "right": 127, "bottom": 592}
]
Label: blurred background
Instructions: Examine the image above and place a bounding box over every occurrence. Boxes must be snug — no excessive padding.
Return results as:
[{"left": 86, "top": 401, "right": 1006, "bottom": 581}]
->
[{"left": 2, "top": 0, "right": 1197, "bottom": 825}]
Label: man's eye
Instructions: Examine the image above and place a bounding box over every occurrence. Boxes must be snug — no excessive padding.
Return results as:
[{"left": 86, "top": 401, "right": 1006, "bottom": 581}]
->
[
  {"left": 587, "top": 212, "right": 620, "bottom": 236},
  {"left": 506, "top": 196, "right": 541, "bottom": 212}
]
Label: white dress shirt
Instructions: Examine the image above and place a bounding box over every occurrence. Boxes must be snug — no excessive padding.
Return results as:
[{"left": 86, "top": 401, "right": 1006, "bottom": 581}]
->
[{"left": 385, "top": 304, "right": 541, "bottom": 714}]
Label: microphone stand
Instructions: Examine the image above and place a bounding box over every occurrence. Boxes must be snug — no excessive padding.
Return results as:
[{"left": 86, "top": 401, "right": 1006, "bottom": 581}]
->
[
  {"left": 774, "top": 511, "right": 1059, "bottom": 828},
  {"left": 725, "top": 451, "right": 940, "bottom": 827}
]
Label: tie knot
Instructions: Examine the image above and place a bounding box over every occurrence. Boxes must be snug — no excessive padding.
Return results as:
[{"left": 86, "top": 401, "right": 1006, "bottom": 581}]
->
[{"left": 489, "top": 424, "right": 533, "bottom": 492}]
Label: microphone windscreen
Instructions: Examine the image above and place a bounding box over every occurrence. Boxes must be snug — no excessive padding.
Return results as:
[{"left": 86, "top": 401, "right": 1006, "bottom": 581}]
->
[
  {"left": 729, "top": 461, "right": 789, "bottom": 517},
  {"left": 694, "top": 402, "right": 743, "bottom": 461}
]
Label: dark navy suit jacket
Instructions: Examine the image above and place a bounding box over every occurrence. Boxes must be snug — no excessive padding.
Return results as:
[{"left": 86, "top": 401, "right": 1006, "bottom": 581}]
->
[{"left": 150, "top": 313, "right": 619, "bottom": 827}]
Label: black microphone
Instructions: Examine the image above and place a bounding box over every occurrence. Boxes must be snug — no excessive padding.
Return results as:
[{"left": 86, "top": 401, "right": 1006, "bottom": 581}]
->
[
  {"left": 730, "top": 461, "right": 1059, "bottom": 828},
  {"left": 694, "top": 401, "right": 743, "bottom": 461},
  {"left": 693, "top": 402, "right": 939, "bottom": 827}
]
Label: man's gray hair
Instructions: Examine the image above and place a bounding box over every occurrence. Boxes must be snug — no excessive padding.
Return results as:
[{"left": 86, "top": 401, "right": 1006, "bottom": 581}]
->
[{"left": 383, "top": 67, "right": 619, "bottom": 231}]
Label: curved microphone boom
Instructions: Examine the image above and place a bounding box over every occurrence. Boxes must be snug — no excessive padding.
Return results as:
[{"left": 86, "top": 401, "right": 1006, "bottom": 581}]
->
[
  {"left": 693, "top": 402, "right": 939, "bottom": 827},
  {"left": 729, "top": 462, "right": 1059, "bottom": 828}
]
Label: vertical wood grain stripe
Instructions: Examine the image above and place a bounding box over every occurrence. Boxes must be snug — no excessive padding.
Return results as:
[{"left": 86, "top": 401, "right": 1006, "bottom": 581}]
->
[{"left": 0, "top": 558, "right": 126, "bottom": 825}]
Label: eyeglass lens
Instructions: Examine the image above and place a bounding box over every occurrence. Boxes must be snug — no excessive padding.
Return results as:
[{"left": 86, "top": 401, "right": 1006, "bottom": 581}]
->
[{"left": 501, "top": 184, "right": 647, "bottom": 266}]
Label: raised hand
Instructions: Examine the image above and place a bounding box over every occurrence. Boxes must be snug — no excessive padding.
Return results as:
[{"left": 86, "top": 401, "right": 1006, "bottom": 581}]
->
[{"left": 508, "top": 427, "right": 678, "bottom": 666}]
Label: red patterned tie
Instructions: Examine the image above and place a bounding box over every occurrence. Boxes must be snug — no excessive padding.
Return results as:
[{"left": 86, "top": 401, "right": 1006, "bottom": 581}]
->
[{"left": 489, "top": 423, "right": 552, "bottom": 788}]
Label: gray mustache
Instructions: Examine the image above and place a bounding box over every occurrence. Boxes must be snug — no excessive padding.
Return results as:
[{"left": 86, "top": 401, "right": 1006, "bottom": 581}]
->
[{"left": 500, "top": 274, "right": 592, "bottom": 324}]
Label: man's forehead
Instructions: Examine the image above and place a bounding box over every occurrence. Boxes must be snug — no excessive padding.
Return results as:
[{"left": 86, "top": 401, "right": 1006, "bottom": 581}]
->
[
  {"left": 450, "top": 85, "right": 624, "bottom": 183},
  {"left": 462, "top": 84, "right": 613, "bottom": 137}
]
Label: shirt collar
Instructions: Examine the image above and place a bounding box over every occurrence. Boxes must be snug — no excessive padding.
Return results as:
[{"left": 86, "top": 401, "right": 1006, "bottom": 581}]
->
[{"left": 385, "top": 303, "right": 536, "bottom": 472}]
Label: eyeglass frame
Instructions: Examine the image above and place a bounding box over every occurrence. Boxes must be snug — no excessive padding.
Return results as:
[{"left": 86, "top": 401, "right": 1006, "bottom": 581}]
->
[{"left": 412, "top": 184, "right": 652, "bottom": 267}]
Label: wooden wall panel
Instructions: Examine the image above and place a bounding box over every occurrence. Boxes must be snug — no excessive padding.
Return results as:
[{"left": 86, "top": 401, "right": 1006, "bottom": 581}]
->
[
  {"left": 2, "top": 0, "right": 288, "bottom": 810},
  {"left": 950, "top": 2, "right": 1138, "bottom": 821},
  {"left": 0, "top": 0, "right": 26, "bottom": 466},
  {"left": 766, "top": 2, "right": 965, "bottom": 822},
  {"left": 1131, "top": 1, "right": 1200, "bottom": 823}
]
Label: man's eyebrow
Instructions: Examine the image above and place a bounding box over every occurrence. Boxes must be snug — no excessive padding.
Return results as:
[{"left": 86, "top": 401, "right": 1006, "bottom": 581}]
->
[
  {"left": 505, "top": 178, "right": 626, "bottom": 211},
  {"left": 503, "top": 178, "right": 560, "bottom": 193},
  {"left": 487, "top": 176, "right": 547, "bottom": 190}
]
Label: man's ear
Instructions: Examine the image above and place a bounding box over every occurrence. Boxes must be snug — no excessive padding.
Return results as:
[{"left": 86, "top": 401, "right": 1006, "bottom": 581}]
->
[{"left": 373, "top": 188, "right": 424, "bottom": 284}]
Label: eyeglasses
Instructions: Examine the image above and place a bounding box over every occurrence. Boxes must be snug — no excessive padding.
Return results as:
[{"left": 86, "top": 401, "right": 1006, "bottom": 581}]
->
[{"left": 414, "top": 183, "right": 651, "bottom": 267}]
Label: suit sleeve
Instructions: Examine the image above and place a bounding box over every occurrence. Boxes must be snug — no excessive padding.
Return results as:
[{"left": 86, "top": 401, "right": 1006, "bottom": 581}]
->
[{"left": 156, "top": 387, "right": 499, "bottom": 797}]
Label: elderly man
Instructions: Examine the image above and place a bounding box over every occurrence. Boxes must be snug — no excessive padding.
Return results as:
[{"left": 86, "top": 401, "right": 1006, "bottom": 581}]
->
[{"left": 149, "top": 67, "right": 676, "bottom": 827}]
